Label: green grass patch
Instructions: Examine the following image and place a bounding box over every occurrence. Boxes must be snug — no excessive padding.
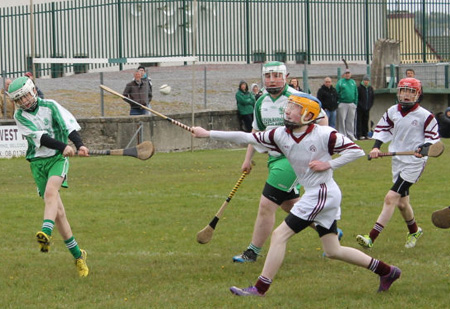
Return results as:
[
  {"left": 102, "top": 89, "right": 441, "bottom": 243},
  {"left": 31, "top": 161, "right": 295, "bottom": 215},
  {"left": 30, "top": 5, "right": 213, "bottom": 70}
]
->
[{"left": 1, "top": 140, "right": 450, "bottom": 308}]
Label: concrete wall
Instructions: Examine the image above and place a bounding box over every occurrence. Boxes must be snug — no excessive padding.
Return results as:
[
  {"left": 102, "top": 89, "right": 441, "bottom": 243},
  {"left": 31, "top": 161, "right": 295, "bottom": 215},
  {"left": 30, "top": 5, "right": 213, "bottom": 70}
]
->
[
  {"left": 0, "top": 110, "right": 243, "bottom": 153},
  {"left": 371, "top": 92, "right": 449, "bottom": 129}
]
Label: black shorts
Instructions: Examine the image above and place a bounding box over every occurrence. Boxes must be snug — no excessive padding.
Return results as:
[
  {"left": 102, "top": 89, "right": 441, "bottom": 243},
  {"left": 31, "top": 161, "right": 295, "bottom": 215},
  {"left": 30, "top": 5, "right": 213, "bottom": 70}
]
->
[
  {"left": 285, "top": 213, "right": 338, "bottom": 237},
  {"left": 262, "top": 182, "right": 299, "bottom": 206},
  {"left": 391, "top": 175, "right": 413, "bottom": 197}
]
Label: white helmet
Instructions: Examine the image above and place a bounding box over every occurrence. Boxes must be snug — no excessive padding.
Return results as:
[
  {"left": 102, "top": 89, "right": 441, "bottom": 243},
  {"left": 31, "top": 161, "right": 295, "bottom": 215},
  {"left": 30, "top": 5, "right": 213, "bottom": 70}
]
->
[
  {"left": 262, "top": 61, "right": 287, "bottom": 94},
  {"left": 8, "top": 76, "right": 38, "bottom": 111}
]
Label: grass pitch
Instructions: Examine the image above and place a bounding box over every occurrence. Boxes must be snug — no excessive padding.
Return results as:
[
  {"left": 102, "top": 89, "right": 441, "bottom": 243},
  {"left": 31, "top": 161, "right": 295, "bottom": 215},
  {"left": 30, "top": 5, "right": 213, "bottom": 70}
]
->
[{"left": 1, "top": 139, "right": 450, "bottom": 308}]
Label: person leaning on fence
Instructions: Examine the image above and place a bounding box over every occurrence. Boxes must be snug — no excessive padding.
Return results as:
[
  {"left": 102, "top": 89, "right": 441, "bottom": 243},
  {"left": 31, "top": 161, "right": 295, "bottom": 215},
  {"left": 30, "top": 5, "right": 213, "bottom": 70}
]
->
[
  {"left": 236, "top": 80, "right": 256, "bottom": 132},
  {"left": 336, "top": 69, "right": 358, "bottom": 141},
  {"left": 1, "top": 78, "right": 15, "bottom": 118},
  {"left": 405, "top": 69, "right": 423, "bottom": 103},
  {"left": 191, "top": 92, "right": 401, "bottom": 297},
  {"left": 123, "top": 70, "right": 150, "bottom": 116},
  {"left": 356, "top": 77, "right": 440, "bottom": 250},
  {"left": 8, "top": 76, "right": 89, "bottom": 277},
  {"left": 316, "top": 77, "right": 338, "bottom": 128}
]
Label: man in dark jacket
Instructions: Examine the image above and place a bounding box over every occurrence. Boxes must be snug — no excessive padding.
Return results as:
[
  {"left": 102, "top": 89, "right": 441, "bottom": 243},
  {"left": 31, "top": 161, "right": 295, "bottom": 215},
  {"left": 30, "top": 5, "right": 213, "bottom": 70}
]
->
[
  {"left": 356, "top": 75, "right": 374, "bottom": 139},
  {"left": 123, "top": 70, "right": 150, "bottom": 115},
  {"left": 316, "top": 77, "right": 338, "bottom": 128}
]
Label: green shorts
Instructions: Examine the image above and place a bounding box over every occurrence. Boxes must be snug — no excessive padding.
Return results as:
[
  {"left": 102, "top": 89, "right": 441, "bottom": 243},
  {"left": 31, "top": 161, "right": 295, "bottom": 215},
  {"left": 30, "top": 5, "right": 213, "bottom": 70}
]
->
[
  {"left": 30, "top": 155, "right": 69, "bottom": 197},
  {"left": 266, "top": 155, "right": 299, "bottom": 193}
]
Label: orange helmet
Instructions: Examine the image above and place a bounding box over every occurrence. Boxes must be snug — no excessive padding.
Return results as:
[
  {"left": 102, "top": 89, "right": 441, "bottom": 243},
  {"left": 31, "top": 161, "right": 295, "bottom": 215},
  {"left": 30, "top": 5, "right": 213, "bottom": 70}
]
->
[{"left": 397, "top": 78, "right": 421, "bottom": 107}]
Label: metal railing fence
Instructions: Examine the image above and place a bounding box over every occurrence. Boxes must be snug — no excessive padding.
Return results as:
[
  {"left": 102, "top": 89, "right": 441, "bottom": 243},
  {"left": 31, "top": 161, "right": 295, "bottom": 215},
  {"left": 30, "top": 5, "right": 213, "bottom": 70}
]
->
[{"left": 1, "top": 0, "right": 449, "bottom": 78}]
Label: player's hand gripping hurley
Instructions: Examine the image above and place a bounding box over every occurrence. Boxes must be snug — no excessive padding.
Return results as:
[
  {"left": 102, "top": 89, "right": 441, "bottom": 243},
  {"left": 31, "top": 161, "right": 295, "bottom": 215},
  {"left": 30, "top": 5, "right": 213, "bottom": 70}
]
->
[
  {"left": 100, "top": 85, "right": 193, "bottom": 133},
  {"left": 367, "top": 141, "right": 444, "bottom": 160},
  {"left": 196, "top": 169, "right": 251, "bottom": 244}
]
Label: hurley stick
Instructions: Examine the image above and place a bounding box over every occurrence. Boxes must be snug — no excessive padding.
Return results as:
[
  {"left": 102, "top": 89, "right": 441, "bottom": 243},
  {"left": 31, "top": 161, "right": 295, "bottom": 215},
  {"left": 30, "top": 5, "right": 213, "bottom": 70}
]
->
[
  {"left": 87, "top": 141, "right": 155, "bottom": 160},
  {"left": 367, "top": 141, "right": 444, "bottom": 160},
  {"left": 100, "top": 85, "right": 193, "bottom": 133},
  {"left": 196, "top": 168, "right": 251, "bottom": 244}
]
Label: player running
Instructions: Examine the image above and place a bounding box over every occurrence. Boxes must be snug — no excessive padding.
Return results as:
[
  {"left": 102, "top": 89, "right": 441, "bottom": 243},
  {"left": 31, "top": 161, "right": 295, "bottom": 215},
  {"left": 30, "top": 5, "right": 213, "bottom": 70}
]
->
[
  {"left": 356, "top": 77, "right": 440, "bottom": 249},
  {"left": 233, "top": 61, "right": 342, "bottom": 263},
  {"left": 8, "top": 76, "right": 90, "bottom": 277},
  {"left": 192, "top": 92, "right": 401, "bottom": 296}
]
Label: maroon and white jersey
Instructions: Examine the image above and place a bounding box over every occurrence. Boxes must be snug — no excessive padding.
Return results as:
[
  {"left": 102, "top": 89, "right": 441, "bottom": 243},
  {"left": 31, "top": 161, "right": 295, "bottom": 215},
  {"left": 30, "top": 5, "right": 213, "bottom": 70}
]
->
[
  {"left": 210, "top": 125, "right": 364, "bottom": 228},
  {"left": 373, "top": 103, "right": 440, "bottom": 183},
  {"left": 210, "top": 124, "right": 364, "bottom": 188}
]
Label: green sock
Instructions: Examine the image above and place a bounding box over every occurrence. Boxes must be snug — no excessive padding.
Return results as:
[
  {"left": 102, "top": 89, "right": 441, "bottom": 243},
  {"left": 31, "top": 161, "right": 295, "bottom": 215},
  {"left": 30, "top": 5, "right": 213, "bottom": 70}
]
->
[
  {"left": 41, "top": 219, "right": 55, "bottom": 236},
  {"left": 248, "top": 243, "right": 262, "bottom": 255},
  {"left": 64, "top": 236, "right": 82, "bottom": 259}
]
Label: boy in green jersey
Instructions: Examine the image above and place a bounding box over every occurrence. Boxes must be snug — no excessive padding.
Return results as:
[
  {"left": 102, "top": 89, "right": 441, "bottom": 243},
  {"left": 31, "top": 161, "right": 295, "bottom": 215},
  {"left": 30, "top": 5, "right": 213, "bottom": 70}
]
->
[{"left": 9, "top": 76, "right": 89, "bottom": 277}]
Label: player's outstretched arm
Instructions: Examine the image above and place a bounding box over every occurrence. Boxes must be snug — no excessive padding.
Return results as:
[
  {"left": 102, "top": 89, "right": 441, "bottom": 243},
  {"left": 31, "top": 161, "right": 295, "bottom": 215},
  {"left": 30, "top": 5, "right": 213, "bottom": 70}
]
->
[{"left": 192, "top": 126, "right": 211, "bottom": 138}]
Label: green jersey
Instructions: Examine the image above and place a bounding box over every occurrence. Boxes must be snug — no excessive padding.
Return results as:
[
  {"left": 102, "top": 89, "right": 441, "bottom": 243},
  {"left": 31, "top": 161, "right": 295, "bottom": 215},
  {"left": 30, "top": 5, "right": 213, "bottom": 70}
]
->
[
  {"left": 14, "top": 98, "right": 81, "bottom": 161},
  {"left": 253, "top": 84, "right": 296, "bottom": 131}
]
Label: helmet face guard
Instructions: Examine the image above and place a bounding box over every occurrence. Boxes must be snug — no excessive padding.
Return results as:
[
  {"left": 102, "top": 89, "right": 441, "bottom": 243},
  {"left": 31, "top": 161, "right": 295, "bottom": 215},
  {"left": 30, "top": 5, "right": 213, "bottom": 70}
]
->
[
  {"left": 284, "top": 92, "right": 322, "bottom": 128},
  {"left": 8, "top": 77, "right": 37, "bottom": 111},
  {"left": 397, "top": 78, "right": 421, "bottom": 108},
  {"left": 262, "top": 61, "right": 287, "bottom": 94}
]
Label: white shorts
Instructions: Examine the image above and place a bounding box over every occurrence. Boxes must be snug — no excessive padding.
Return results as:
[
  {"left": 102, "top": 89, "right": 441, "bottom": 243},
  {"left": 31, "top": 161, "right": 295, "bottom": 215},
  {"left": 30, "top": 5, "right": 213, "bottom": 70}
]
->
[
  {"left": 290, "top": 179, "right": 342, "bottom": 229},
  {"left": 392, "top": 157, "right": 426, "bottom": 184}
]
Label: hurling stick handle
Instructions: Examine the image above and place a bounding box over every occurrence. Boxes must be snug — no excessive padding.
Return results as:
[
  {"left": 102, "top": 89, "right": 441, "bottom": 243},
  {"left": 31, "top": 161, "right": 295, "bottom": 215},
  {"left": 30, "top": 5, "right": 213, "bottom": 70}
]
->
[
  {"left": 100, "top": 85, "right": 193, "bottom": 133},
  {"left": 215, "top": 171, "right": 248, "bottom": 219},
  {"left": 368, "top": 151, "right": 416, "bottom": 160},
  {"left": 87, "top": 149, "right": 111, "bottom": 156}
]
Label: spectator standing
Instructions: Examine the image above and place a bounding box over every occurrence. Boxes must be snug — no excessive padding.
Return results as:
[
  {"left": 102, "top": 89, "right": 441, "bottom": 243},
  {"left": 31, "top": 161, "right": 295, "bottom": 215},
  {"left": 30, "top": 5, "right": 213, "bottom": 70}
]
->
[
  {"left": 436, "top": 107, "right": 450, "bottom": 138},
  {"left": 251, "top": 83, "right": 263, "bottom": 101},
  {"left": 236, "top": 80, "right": 256, "bottom": 132},
  {"left": 123, "top": 70, "right": 150, "bottom": 116},
  {"left": 137, "top": 65, "right": 153, "bottom": 108},
  {"left": 8, "top": 76, "right": 89, "bottom": 277},
  {"left": 356, "top": 75, "right": 374, "bottom": 139},
  {"left": 24, "top": 72, "right": 44, "bottom": 99},
  {"left": 317, "top": 77, "right": 338, "bottom": 128},
  {"left": 288, "top": 78, "right": 303, "bottom": 92},
  {"left": 336, "top": 69, "right": 358, "bottom": 141},
  {"left": 1, "top": 78, "right": 15, "bottom": 118}
]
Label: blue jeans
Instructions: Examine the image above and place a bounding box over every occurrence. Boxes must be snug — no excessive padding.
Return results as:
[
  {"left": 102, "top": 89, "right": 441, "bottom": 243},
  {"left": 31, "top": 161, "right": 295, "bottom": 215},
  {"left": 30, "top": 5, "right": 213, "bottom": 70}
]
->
[
  {"left": 130, "top": 108, "right": 149, "bottom": 116},
  {"left": 325, "top": 109, "right": 336, "bottom": 128}
]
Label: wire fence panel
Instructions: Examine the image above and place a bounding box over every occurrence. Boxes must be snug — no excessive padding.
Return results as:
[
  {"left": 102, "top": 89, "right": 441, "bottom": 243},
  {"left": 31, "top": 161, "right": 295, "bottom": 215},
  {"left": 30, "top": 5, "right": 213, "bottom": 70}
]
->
[{"left": 1, "top": 0, "right": 449, "bottom": 78}]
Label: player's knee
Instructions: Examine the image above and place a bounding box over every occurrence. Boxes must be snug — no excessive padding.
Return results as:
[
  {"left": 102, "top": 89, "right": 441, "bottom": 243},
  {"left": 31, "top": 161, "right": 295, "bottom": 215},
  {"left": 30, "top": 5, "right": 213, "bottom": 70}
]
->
[
  {"left": 323, "top": 248, "right": 340, "bottom": 259},
  {"left": 384, "top": 192, "right": 399, "bottom": 206}
]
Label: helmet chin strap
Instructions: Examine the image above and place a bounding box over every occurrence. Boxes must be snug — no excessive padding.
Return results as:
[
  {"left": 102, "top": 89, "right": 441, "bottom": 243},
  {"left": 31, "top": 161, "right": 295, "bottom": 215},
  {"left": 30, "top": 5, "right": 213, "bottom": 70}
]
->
[{"left": 266, "top": 87, "right": 283, "bottom": 95}]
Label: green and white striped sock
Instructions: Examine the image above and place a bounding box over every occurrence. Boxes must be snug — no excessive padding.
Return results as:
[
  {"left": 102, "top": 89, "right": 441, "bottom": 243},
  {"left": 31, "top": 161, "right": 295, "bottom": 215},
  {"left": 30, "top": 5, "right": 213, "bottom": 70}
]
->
[
  {"left": 64, "top": 236, "right": 82, "bottom": 259},
  {"left": 41, "top": 219, "right": 55, "bottom": 236},
  {"left": 248, "top": 243, "right": 262, "bottom": 255}
]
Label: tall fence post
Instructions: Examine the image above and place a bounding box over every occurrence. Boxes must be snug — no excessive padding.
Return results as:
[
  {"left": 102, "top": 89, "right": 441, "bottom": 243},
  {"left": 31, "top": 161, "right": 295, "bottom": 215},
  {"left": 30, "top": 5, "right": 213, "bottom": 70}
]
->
[
  {"left": 445, "top": 65, "right": 449, "bottom": 89},
  {"left": 305, "top": 0, "right": 311, "bottom": 64},
  {"left": 2, "top": 72, "right": 6, "bottom": 119},
  {"left": 100, "top": 72, "right": 104, "bottom": 116},
  {"left": 245, "top": 0, "right": 250, "bottom": 64},
  {"left": 204, "top": 66, "right": 207, "bottom": 109},
  {"left": 117, "top": 0, "right": 123, "bottom": 71}
]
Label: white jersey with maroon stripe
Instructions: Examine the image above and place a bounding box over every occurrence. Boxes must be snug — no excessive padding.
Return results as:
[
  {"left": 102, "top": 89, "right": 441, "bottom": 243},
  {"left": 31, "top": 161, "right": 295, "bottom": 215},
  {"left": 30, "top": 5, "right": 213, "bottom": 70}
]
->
[
  {"left": 210, "top": 124, "right": 365, "bottom": 228},
  {"left": 373, "top": 103, "right": 440, "bottom": 183}
]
